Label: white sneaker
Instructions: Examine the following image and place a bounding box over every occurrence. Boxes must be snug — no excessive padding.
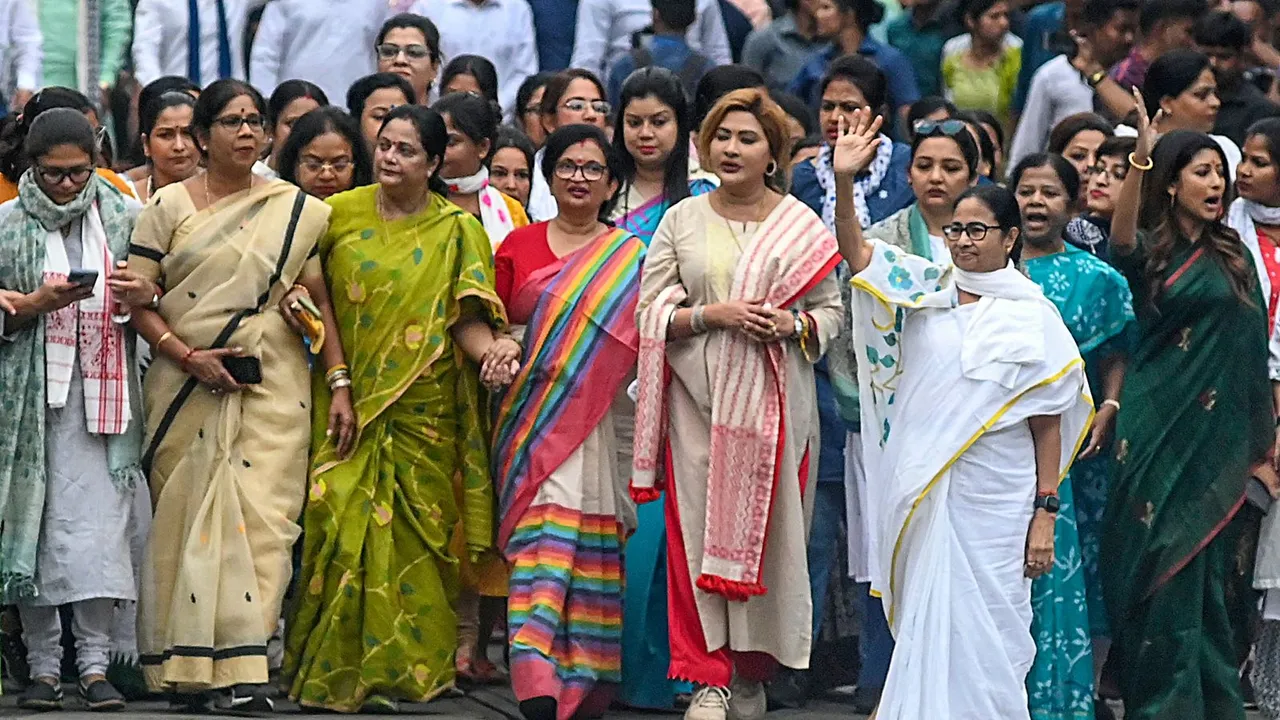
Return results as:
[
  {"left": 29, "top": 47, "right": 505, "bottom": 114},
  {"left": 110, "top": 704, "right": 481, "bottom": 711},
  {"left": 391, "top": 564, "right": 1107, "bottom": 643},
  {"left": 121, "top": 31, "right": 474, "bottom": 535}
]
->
[
  {"left": 728, "top": 676, "right": 766, "bottom": 720},
  {"left": 684, "top": 686, "right": 731, "bottom": 720}
]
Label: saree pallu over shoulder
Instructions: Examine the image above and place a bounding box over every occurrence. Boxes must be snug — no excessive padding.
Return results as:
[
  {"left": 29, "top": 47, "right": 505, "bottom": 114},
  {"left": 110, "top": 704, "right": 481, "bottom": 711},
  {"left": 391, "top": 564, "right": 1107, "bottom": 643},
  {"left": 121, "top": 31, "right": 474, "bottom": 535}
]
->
[
  {"left": 493, "top": 227, "right": 645, "bottom": 550},
  {"left": 1104, "top": 242, "right": 1272, "bottom": 616},
  {"left": 632, "top": 194, "right": 841, "bottom": 600},
  {"left": 612, "top": 182, "right": 714, "bottom": 246}
]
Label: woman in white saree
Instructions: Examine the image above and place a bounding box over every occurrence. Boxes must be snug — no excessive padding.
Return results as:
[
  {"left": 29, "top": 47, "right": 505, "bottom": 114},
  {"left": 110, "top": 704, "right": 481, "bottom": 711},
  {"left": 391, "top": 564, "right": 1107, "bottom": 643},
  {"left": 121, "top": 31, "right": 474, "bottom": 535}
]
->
[{"left": 831, "top": 111, "right": 1095, "bottom": 719}]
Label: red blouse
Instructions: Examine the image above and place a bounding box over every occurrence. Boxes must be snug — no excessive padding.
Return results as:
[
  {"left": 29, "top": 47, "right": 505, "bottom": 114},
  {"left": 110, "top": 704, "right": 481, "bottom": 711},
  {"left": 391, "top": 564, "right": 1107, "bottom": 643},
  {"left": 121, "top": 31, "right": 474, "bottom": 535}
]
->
[
  {"left": 1258, "top": 229, "right": 1280, "bottom": 331},
  {"left": 494, "top": 221, "right": 559, "bottom": 314}
]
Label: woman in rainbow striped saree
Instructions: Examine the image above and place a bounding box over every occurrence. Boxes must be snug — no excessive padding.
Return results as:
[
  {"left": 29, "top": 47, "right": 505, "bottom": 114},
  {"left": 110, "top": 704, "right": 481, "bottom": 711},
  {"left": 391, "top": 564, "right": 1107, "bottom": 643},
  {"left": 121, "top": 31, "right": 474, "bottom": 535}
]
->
[{"left": 492, "top": 124, "right": 645, "bottom": 720}]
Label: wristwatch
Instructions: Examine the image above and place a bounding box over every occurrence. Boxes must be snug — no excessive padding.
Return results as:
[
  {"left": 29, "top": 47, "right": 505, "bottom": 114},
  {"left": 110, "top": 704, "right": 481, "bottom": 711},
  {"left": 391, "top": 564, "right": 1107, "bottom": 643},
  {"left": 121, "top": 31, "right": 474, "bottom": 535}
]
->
[
  {"left": 791, "top": 310, "right": 804, "bottom": 338},
  {"left": 1087, "top": 69, "right": 1108, "bottom": 87},
  {"left": 1034, "top": 493, "right": 1061, "bottom": 514}
]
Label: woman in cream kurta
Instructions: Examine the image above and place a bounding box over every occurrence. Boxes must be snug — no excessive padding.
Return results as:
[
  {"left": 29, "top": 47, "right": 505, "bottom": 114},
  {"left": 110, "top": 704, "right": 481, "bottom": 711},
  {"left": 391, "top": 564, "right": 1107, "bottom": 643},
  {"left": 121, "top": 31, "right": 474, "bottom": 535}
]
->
[{"left": 638, "top": 194, "right": 843, "bottom": 681}]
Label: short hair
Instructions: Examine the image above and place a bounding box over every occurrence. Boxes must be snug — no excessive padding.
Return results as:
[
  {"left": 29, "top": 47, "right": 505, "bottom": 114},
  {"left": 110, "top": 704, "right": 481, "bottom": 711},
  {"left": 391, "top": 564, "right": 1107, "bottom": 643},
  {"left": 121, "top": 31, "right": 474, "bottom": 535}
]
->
[
  {"left": 818, "top": 54, "right": 888, "bottom": 113},
  {"left": 1047, "top": 112, "right": 1115, "bottom": 154},
  {"left": 1008, "top": 152, "right": 1082, "bottom": 204},
  {"left": 25, "top": 108, "right": 96, "bottom": 164},
  {"left": 540, "top": 124, "right": 623, "bottom": 220},
  {"left": 960, "top": 0, "right": 1003, "bottom": 24},
  {"left": 375, "top": 13, "right": 442, "bottom": 64},
  {"left": 1139, "top": 0, "right": 1207, "bottom": 36},
  {"left": 833, "top": 0, "right": 885, "bottom": 32},
  {"left": 1095, "top": 134, "right": 1137, "bottom": 160},
  {"left": 440, "top": 54, "right": 501, "bottom": 112},
  {"left": 267, "top": 80, "right": 328, "bottom": 128},
  {"left": 696, "top": 87, "right": 794, "bottom": 193},
  {"left": 652, "top": 0, "right": 697, "bottom": 31},
  {"left": 277, "top": 106, "right": 373, "bottom": 190},
  {"left": 1081, "top": 0, "right": 1140, "bottom": 28},
  {"left": 539, "top": 69, "right": 607, "bottom": 116},
  {"left": 792, "top": 134, "right": 823, "bottom": 159},
  {"left": 693, "top": 65, "right": 766, "bottom": 126},
  {"left": 1194, "top": 11, "right": 1252, "bottom": 50},
  {"left": 0, "top": 87, "right": 94, "bottom": 180},
  {"left": 433, "top": 91, "right": 500, "bottom": 163},
  {"left": 346, "top": 72, "right": 415, "bottom": 119},
  {"left": 954, "top": 184, "right": 1024, "bottom": 262}
]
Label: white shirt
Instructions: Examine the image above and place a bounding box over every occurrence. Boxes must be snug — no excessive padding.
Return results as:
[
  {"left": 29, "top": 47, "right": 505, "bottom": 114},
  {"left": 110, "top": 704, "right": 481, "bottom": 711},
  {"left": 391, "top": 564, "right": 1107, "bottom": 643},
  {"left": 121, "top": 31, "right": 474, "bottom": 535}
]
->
[
  {"left": 408, "top": 0, "right": 537, "bottom": 121},
  {"left": 569, "top": 0, "right": 731, "bottom": 85},
  {"left": 250, "top": 0, "right": 391, "bottom": 104},
  {"left": 0, "top": 0, "right": 41, "bottom": 92},
  {"left": 1008, "top": 55, "right": 1094, "bottom": 171},
  {"left": 132, "top": 0, "right": 267, "bottom": 88},
  {"left": 527, "top": 146, "right": 557, "bottom": 222}
]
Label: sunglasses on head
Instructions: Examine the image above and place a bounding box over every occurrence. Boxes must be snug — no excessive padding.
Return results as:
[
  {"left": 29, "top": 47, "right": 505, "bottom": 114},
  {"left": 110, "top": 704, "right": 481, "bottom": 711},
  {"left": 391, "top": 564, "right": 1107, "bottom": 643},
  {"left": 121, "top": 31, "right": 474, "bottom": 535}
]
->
[{"left": 914, "top": 119, "right": 968, "bottom": 137}]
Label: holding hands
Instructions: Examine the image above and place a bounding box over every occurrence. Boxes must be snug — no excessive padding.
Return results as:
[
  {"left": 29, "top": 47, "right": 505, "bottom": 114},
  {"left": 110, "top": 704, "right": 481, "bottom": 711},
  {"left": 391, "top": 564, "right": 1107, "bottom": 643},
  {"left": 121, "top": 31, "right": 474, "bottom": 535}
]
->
[{"left": 480, "top": 336, "right": 521, "bottom": 388}]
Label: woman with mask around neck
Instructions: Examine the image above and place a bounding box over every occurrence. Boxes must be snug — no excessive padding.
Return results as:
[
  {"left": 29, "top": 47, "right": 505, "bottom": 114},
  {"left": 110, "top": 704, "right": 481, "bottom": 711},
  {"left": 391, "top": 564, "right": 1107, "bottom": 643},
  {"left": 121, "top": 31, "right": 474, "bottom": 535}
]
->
[
  {"left": 0, "top": 108, "right": 153, "bottom": 713},
  {"left": 1103, "top": 91, "right": 1275, "bottom": 720},
  {"left": 1011, "top": 153, "right": 1136, "bottom": 720},
  {"left": 492, "top": 124, "right": 646, "bottom": 720},
  {"left": 434, "top": 91, "right": 529, "bottom": 249},
  {"left": 632, "top": 88, "right": 843, "bottom": 720},
  {"left": 835, "top": 110, "right": 1093, "bottom": 720}
]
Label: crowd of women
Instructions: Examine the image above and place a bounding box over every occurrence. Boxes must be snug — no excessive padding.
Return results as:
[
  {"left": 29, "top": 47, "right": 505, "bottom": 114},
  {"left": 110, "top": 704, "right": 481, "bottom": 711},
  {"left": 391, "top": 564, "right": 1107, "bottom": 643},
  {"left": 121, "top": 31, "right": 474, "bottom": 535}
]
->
[{"left": 2, "top": 6, "right": 1280, "bottom": 720}]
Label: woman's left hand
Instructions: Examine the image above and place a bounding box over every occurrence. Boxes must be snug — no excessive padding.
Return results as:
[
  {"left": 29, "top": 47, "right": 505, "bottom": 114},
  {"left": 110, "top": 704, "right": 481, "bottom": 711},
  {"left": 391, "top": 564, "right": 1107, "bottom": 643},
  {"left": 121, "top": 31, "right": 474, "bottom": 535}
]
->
[
  {"left": 278, "top": 284, "right": 312, "bottom": 335},
  {"left": 328, "top": 386, "right": 357, "bottom": 459},
  {"left": 1079, "top": 403, "right": 1118, "bottom": 459},
  {"left": 107, "top": 262, "right": 157, "bottom": 308},
  {"left": 743, "top": 305, "right": 795, "bottom": 343},
  {"left": 1024, "top": 510, "right": 1056, "bottom": 578},
  {"left": 481, "top": 336, "right": 521, "bottom": 387}
]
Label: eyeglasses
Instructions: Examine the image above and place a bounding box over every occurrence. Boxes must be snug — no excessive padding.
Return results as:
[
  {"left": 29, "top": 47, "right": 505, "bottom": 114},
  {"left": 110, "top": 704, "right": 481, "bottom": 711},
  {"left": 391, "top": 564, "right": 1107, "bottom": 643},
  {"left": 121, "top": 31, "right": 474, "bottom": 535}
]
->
[
  {"left": 562, "top": 97, "right": 610, "bottom": 116},
  {"left": 300, "top": 157, "right": 353, "bottom": 174},
  {"left": 36, "top": 164, "right": 94, "bottom": 185},
  {"left": 521, "top": 104, "right": 541, "bottom": 116},
  {"left": 212, "top": 114, "right": 267, "bottom": 132},
  {"left": 376, "top": 43, "right": 431, "bottom": 61},
  {"left": 914, "top": 119, "right": 968, "bottom": 137},
  {"left": 1087, "top": 162, "right": 1129, "bottom": 182},
  {"left": 942, "top": 221, "right": 1003, "bottom": 241},
  {"left": 553, "top": 160, "right": 607, "bottom": 182}
]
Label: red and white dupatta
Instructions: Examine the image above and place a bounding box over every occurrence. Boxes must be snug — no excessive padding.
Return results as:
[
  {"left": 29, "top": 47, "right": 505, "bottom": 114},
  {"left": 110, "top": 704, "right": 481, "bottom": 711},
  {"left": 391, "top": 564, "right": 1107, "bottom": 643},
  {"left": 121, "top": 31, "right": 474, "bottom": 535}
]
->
[{"left": 633, "top": 194, "right": 839, "bottom": 599}]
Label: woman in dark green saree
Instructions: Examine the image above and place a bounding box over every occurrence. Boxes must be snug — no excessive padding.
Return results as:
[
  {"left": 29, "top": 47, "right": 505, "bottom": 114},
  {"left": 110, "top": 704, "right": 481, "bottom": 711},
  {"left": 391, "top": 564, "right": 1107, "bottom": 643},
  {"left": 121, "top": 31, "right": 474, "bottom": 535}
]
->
[{"left": 1102, "top": 96, "right": 1275, "bottom": 720}]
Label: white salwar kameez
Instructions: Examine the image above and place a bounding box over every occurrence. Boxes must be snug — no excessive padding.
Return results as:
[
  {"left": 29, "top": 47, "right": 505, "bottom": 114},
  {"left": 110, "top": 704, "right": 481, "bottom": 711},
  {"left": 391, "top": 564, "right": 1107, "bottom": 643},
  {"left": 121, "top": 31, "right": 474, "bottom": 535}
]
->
[{"left": 849, "top": 240, "right": 1093, "bottom": 720}]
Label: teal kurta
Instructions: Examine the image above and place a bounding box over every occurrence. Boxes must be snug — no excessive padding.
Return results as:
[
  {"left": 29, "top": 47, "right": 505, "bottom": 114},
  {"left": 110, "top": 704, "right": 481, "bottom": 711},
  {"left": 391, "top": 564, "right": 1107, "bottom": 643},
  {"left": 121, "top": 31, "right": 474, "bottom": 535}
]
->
[
  {"left": 38, "top": 0, "right": 133, "bottom": 92},
  {"left": 1024, "top": 243, "right": 1136, "bottom": 719},
  {"left": 1103, "top": 238, "right": 1271, "bottom": 720}
]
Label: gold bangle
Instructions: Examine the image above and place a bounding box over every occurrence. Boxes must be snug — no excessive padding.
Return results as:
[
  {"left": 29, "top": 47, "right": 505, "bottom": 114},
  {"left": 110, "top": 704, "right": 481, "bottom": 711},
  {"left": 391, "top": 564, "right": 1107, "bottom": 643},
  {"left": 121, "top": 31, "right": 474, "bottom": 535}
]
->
[
  {"left": 156, "top": 331, "right": 175, "bottom": 350},
  {"left": 1128, "top": 152, "right": 1153, "bottom": 171},
  {"left": 325, "top": 363, "right": 349, "bottom": 382}
]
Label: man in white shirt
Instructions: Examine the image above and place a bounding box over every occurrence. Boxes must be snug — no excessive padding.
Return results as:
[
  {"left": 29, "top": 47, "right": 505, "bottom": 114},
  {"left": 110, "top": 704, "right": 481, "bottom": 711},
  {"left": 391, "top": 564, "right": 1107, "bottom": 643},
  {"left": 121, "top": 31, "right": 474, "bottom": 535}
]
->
[
  {"left": 407, "top": 0, "right": 538, "bottom": 119},
  {"left": 0, "top": 0, "right": 41, "bottom": 111},
  {"left": 250, "top": 0, "right": 393, "bottom": 104},
  {"left": 132, "top": 0, "right": 266, "bottom": 88},
  {"left": 569, "top": 0, "right": 731, "bottom": 86}
]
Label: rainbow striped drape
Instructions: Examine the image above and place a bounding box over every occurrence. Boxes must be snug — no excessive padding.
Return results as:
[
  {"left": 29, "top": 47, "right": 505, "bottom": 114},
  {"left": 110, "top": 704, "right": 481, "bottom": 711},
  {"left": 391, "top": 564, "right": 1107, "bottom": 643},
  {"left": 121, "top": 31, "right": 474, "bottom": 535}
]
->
[{"left": 493, "top": 228, "right": 646, "bottom": 549}]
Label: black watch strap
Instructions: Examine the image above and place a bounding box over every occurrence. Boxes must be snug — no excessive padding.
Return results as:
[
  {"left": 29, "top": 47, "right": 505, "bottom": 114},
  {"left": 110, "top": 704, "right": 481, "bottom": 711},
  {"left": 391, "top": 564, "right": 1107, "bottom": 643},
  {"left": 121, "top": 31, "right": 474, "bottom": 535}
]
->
[{"left": 1034, "top": 494, "right": 1061, "bottom": 514}]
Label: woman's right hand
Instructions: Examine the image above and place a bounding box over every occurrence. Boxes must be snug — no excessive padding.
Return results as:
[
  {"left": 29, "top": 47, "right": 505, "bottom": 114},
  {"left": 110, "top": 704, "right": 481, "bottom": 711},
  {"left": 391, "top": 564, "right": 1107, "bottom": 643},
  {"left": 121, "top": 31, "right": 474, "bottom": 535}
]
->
[
  {"left": 704, "top": 301, "right": 775, "bottom": 338},
  {"left": 278, "top": 285, "right": 311, "bottom": 335},
  {"left": 26, "top": 279, "right": 95, "bottom": 315},
  {"left": 1131, "top": 88, "right": 1162, "bottom": 167},
  {"left": 183, "top": 347, "right": 245, "bottom": 394}
]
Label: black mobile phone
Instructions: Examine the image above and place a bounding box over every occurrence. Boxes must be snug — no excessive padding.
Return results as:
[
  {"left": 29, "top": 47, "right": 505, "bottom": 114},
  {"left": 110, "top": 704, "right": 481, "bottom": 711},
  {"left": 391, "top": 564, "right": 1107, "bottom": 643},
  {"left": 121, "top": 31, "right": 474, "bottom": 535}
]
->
[
  {"left": 222, "top": 356, "right": 263, "bottom": 385},
  {"left": 66, "top": 269, "right": 99, "bottom": 287},
  {"left": 1248, "top": 476, "right": 1274, "bottom": 513}
]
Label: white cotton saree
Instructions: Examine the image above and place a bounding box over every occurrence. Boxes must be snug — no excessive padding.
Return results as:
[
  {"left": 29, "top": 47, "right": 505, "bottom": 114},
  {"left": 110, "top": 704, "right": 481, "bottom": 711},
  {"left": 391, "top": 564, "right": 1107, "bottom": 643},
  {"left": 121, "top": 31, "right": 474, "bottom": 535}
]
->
[{"left": 850, "top": 240, "right": 1093, "bottom": 720}]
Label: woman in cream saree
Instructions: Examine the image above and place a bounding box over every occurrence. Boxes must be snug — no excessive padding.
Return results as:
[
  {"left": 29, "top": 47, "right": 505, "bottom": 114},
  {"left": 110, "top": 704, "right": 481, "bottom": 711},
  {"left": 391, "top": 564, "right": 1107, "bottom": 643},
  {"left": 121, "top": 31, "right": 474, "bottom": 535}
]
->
[{"left": 129, "top": 177, "right": 332, "bottom": 698}]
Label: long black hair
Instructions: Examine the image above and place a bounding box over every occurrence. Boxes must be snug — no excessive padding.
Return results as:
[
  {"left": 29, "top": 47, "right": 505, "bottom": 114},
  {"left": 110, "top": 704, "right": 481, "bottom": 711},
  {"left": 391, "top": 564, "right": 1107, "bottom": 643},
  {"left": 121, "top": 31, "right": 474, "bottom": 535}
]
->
[
  {"left": 267, "top": 80, "right": 328, "bottom": 129},
  {"left": 433, "top": 91, "right": 500, "bottom": 167},
  {"left": 1138, "top": 129, "right": 1252, "bottom": 307},
  {"left": 911, "top": 119, "right": 981, "bottom": 179},
  {"left": 1143, "top": 49, "right": 1214, "bottom": 117},
  {"left": 0, "top": 88, "right": 95, "bottom": 181},
  {"left": 440, "top": 55, "right": 501, "bottom": 115},
  {"left": 278, "top": 107, "right": 373, "bottom": 190},
  {"left": 346, "top": 72, "right": 415, "bottom": 119},
  {"left": 613, "top": 67, "right": 693, "bottom": 209},
  {"left": 379, "top": 103, "right": 451, "bottom": 197},
  {"left": 1008, "top": 152, "right": 1081, "bottom": 205},
  {"left": 954, "top": 183, "right": 1024, "bottom": 263}
]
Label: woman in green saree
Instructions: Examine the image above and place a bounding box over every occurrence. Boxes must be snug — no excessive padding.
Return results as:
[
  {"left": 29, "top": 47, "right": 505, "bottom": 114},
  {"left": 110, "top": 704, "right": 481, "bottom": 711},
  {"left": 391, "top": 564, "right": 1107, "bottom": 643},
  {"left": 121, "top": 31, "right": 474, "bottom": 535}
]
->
[
  {"left": 1102, "top": 93, "right": 1275, "bottom": 720},
  {"left": 283, "top": 104, "right": 520, "bottom": 713}
]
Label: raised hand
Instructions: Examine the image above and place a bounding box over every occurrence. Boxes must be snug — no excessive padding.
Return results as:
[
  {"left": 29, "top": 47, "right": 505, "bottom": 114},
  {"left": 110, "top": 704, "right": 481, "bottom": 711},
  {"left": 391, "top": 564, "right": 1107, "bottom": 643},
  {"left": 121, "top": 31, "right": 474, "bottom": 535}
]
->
[
  {"left": 1131, "top": 87, "right": 1162, "bottom": 166},
  {"left": 831, "top": 109, "right": 884, "bottom": 178}
]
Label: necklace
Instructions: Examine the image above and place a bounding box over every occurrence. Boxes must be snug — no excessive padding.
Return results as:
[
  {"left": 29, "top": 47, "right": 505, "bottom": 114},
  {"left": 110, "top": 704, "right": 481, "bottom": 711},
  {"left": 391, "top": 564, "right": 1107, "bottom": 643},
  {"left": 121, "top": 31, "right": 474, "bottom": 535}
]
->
[
  {"left": 713, "top": 192, "right": 765, "bottom": 252},
  {"left": 203, "top": 171, "right": 254, "bottom": 208}
]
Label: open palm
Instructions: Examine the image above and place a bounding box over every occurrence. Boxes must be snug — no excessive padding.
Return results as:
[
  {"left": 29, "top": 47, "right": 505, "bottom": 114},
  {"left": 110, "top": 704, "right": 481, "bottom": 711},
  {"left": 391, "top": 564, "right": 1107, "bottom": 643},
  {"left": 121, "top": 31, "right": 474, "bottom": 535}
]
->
[{"left": 832, "top": 109, "right": 885, "bottom": 177}]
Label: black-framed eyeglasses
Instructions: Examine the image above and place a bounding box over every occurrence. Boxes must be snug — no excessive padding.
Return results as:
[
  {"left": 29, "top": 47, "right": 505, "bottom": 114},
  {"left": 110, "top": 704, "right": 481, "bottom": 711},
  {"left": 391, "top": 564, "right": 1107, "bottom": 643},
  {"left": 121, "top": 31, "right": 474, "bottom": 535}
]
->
[
  {"left": 553, "top": 160, "right": 607, "bottom": 182},
  {"left": 562, "top": 97, "right": 610, "bottom": 116},
  {"left": 1087, "top": 162, "right": 1128, "bottom": 182},
  {"left": 376, "top": 42, "right": 431, "bottom": 60},
  {"left": 212, "top": 114, "right": 266, "bottom": 132},
  {"left": 942, "top": 221, "right": 1003, "bottom": 241},
  {"left": 36, "top": 164, "right": 94, "bottom": 186},
  {"left": 914, "top": 119, "right": 968, "bottom": 137}
]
